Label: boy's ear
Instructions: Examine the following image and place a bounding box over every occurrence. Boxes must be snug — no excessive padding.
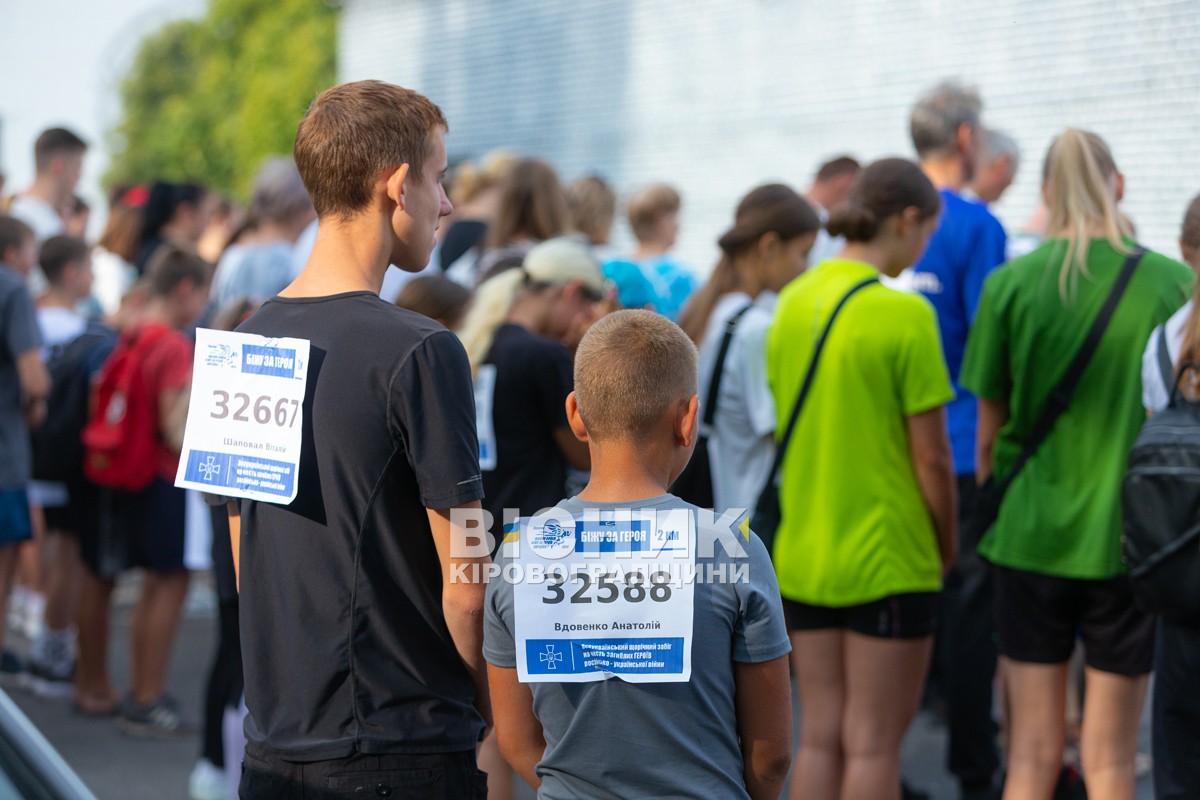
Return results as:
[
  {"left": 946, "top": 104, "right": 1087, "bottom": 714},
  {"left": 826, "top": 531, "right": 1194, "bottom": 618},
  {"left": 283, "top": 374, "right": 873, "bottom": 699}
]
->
[
  {"left": 565, "top": 391, "right": 590, "bottom": 443},
  {"left": 677, "top": 394, "right": 700, "bottom": 447},
  {"left": 384, "top": 164, "right": 411, "bottom": 210}
]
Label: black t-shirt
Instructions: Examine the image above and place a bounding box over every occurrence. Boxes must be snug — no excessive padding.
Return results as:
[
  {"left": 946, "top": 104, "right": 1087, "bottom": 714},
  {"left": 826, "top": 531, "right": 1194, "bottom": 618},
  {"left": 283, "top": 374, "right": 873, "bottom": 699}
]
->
[
  {"left": 480, "top": 324, "right": 573, "bottom": 531},
  {"left": 236, "top": 292, "right": 485, "bottom": 760}
]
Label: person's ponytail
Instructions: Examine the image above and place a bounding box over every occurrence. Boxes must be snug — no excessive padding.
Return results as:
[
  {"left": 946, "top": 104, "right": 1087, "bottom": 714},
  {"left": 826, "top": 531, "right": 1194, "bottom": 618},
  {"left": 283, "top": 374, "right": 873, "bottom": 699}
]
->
[
  {"left": 457, "top": 268, "right": 526, "bottom": 375},
  {"left": 678, "top": 255, "right": 739, "bottom": 344},
  {"left": 826, "top": 205, "right": 882, "bottom": 242},
  {"left": 1042, "top": 128, "right": 1129, "bottom": 301}
]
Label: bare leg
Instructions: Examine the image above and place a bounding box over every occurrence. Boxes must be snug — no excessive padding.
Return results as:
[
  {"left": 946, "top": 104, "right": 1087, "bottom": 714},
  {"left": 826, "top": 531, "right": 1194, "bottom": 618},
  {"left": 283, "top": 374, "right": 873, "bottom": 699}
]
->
[
  {"left": 840, "top": 633, "right": 933, "bottom": 800},
  {"left": 0, "top": 545, "right": 21, "bottom": 654},
  {"left": 41, "top": 531, "right": 83, "bottom": 631},
  {"left": 1001, "top": 657, "right": 1068, "bottom": 800},
  {"left": 1078, "top": 668, "right": 1148, "bottom": 800},
  {"left": 130, "top": 569, "right": 190, "bottom": 705},
  {"left": 789, "top": 630, "right": 846, "bottom": 800},
  {"left": 74, "top": 571, "right": 119, "bottom": 712}
]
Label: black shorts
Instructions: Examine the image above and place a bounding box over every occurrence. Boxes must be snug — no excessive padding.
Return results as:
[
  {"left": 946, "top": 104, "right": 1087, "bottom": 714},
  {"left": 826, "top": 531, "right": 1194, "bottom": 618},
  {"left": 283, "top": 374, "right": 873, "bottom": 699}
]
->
[
  {"left": 782, "top": 592, "right": 941, "bottom": 639},
  {"left": 992, "top": 564, "right": 1155, "bottom": 676},
  {"left": 42, "top": 479, "right": 100, "bottom": 536},
  {"left": 81, "top": 479, "right": 187, "bottom": 577}
]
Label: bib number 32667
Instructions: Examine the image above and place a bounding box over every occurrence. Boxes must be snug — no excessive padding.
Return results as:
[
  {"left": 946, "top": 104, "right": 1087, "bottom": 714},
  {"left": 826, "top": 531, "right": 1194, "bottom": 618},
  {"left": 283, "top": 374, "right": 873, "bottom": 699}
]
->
[{"left": 174, "top": 328, "right": 310, "bottom": 504}]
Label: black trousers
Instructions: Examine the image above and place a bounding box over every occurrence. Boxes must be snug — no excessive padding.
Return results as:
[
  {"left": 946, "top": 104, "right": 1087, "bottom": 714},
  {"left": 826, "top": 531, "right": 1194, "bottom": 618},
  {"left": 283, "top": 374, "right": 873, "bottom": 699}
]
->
[
  {"left": 937, "top": 475, "right": 1000, "bottom": 791},
  {"left": 239, "top": 745, "right": 487, "bottom": 800},
  {"left": 1153, "top": 616, "right": 1200, "bottom": 799},
  {"left": 201, "top": 505, "right": 243, "bottom": 768}
]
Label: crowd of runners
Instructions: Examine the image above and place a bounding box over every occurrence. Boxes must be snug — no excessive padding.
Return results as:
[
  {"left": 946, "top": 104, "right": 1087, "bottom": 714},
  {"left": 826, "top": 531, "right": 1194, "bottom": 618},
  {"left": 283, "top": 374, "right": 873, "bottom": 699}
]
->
[{"left": 0, "top": 76, "right": 1197, "bottom": 800}]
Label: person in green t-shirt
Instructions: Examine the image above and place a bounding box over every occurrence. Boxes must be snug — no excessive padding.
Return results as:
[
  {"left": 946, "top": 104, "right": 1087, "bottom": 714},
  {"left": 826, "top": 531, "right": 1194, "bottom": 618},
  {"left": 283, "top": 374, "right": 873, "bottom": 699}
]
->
[
  {"left": 961, "top": 128, "right": 1194, "bottom": 800},
  {"left": 768, "top": 158, "right": 957, "bottom": 800}
]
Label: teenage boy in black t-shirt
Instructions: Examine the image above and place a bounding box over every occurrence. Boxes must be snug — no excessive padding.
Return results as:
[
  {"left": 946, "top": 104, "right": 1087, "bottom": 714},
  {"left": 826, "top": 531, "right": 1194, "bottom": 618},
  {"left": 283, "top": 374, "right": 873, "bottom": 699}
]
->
[{"left": 232, "top": 81, "right": 492, "bottom": 799}]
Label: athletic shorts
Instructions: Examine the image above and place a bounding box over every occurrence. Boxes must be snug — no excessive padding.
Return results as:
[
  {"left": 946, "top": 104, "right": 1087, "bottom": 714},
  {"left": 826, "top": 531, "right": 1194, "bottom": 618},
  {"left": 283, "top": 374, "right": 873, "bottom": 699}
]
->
[
  {"left": 782, "top": 592, "right": 941, "bottom": 639},
  {"left": 992, "top": 564, "right": 1155, "bottom": 676},
  {"left": 0, "top": 488, "right": 33, "bottom": 546},
  {"left": 42, "top": 479, "right": 99, "bottom": 536},
  {"left": 82, "top": 479, "right": 187, "bottom": 577}
]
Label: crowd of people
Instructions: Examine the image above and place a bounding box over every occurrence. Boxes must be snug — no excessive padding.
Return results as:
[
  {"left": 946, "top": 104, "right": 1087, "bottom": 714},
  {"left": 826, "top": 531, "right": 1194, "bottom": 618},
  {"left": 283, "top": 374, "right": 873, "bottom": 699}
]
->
[{"left": 0, "top": 75, "right": 1196, "bottom": 800}]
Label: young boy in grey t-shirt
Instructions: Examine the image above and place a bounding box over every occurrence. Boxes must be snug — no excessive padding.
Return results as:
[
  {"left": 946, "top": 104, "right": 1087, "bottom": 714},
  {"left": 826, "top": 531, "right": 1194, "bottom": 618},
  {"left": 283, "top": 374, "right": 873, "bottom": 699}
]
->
[{"left": 483, "top": 309, "right": 792, "bottom": 799}]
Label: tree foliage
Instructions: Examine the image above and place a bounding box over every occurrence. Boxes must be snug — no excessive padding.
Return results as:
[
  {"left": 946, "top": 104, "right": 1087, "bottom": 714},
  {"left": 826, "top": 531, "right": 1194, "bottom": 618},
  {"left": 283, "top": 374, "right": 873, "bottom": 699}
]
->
[{"left": 106, "top": 0, "right": 338, "bottom": 198}]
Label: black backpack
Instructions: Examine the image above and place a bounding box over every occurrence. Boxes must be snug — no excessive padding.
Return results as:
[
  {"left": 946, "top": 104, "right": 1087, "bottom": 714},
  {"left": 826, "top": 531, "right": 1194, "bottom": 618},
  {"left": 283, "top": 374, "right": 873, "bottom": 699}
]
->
[
  {"left": 1122, "top": 330, "right": 1200, "bottom": 619},
  {"left": 31, "top": 325, "right": 116, "bottom": 483}
]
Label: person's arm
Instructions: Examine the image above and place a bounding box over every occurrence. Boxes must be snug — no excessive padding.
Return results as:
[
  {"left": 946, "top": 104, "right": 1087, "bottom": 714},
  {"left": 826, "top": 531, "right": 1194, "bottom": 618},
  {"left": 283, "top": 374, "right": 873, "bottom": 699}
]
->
[
  {"left": 552, "top": 427, "right": 591, "bottom": 471},
  {"left": 227, "top": 501, "right": 241, "bottom": 590},
  {"left": 975, "top": 396, "right": 1010, "bottom": 485},
  {"left": 16, "top": 349, "right": 49, "bottom": 427},
  {"left": 906, "top": 406, "right": 958, "bottom": 572},
  {"left": 429, "top": 501, "right": 493, "bottom": 731},
  {"left": 734, "top": 655, "right": 792, "bottom": 800},
  {"left": 486, "top": 663, "right": 544, "bottom": 789}
]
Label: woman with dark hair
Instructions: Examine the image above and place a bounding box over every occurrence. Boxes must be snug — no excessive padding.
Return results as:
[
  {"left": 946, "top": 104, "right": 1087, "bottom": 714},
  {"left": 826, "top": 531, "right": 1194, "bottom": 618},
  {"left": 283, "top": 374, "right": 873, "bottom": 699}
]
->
[
  {"left": 135, "top": 181, "right": 211, "bottom": 273},
  {"left": 769, "top": 158, "right": 955, "bottom": 800},
  {"left": 964, "top": 129, "right": 1192, "bottom": 800},
  {"left": 675, "top": 183, "right": 819, "bottom": 510}
]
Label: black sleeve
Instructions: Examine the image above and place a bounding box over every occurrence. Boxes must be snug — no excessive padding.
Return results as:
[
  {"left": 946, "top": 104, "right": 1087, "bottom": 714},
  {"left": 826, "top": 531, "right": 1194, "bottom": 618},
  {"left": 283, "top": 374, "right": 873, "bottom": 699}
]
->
[
  {"left": 531, "top": 339, "right": 573, "bottom": 430},
  {"left": 392, "top": 329, "right": 485, "bottom": 509}
]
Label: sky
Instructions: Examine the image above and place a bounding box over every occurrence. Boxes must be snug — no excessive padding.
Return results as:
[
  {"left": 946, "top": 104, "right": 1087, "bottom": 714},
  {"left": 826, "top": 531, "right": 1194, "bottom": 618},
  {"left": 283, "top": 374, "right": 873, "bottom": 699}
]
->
[{"left": 0, "top": 0, "right": 205, "bottom": 228}]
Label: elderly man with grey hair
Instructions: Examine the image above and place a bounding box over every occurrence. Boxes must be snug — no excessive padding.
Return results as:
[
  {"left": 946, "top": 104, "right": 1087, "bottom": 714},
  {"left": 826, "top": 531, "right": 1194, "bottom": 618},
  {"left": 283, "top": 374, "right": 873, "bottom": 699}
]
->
[
  {"left": 970, "top": 128, "right": 1020, "bottom": 205},
  {"left": 908, "top": 79, "right": 1008, "bottom": 800},
  {"left": 209, "top": 156, "right": 316, "bottom": 308}
]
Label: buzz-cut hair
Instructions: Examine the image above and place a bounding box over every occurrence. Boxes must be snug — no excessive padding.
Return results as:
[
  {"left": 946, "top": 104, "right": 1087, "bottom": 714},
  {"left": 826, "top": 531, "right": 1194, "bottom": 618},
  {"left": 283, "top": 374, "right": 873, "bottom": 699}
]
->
[
  {"left": 574, "top": 309, "right": 697, "bottom": 442},
  {"left": 910, "top": 79, "right": 982, "bottom": 159},
  {"left": 293, "top": 80, "right": 447, "bottom": 219},
  {"left": 34, "top": 127, "right": 87, "bottom": 172}
]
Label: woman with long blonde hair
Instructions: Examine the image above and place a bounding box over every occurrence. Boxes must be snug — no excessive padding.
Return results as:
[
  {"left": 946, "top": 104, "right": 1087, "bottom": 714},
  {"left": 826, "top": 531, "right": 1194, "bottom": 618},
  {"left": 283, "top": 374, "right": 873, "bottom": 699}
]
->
[{"left": 962, "top": 129, "right": 1193, "bottom": 800}]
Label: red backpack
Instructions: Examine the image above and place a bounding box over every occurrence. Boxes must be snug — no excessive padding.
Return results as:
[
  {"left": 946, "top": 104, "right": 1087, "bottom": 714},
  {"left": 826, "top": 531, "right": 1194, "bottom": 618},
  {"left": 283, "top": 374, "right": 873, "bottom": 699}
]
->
[{"left": 82, "top": 324, "right": 174, "bottom": 491}]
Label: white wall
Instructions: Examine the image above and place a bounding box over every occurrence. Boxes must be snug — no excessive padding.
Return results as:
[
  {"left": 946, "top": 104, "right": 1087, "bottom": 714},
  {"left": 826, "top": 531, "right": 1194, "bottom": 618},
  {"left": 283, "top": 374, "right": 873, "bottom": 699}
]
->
[{"left": 340, "top": 0, "right": 1200, "bottom": 270}]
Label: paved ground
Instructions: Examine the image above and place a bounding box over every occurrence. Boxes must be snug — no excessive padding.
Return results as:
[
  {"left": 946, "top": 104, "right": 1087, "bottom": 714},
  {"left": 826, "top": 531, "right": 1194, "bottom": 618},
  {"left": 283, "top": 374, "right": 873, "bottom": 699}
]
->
[{"left": 3, "top": 574, "right": 1156, "bottom": 799}]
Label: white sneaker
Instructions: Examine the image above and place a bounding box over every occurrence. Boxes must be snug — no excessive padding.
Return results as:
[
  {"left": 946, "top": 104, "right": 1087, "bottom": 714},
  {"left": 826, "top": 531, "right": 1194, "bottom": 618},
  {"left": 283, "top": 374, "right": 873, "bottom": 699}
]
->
[
  {"left": 188, "top": 759, "right": 227, "bottom": 800},
  {"left": 19, "top": 593, "right": 45, "bottom": 641}
]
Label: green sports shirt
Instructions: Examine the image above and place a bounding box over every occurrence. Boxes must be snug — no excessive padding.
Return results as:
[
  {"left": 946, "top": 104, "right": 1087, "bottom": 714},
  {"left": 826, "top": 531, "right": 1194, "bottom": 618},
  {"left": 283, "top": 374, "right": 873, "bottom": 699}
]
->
[
  {"left": 960, "top": 238, "right": 1193, "bottom": 579},
  {"left": 767, "top": 259, "right": 954, "bottom": 606}
]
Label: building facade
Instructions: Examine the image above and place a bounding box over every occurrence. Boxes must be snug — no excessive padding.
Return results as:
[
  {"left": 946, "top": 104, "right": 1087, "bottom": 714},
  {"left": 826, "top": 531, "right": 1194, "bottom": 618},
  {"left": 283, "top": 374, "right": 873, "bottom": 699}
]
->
[{"left": 341, "top": 0, "right": 1200, "bottom": 269}]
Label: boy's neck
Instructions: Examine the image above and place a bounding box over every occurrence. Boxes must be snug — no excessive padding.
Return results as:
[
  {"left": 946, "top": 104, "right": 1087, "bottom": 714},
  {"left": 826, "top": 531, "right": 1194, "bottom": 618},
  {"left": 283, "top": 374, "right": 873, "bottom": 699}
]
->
[
  {"left": 37, "top": 287, "right": 79, "bottom": 310},
  {"left": 576, "top": 439, "right": 675, "bottom": 504},
  {"left": 141, "top": 299, "right": 178, "bottom": 329},
  {"left": 633, "top": 242, "right": 669, "bottom": 260},
  {"left": 282, "top": 215, "right": 392, "bottom": 298}
]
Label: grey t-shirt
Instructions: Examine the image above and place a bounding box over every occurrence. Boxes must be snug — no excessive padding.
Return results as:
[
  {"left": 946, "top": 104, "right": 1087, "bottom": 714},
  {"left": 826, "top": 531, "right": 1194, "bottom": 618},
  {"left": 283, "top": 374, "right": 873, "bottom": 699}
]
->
[
  {"left": 484, "top": 494, "right": 790, "bottom": 799},
  {"left": 0, "top": 265, "right": 42, "bottom": 488}
]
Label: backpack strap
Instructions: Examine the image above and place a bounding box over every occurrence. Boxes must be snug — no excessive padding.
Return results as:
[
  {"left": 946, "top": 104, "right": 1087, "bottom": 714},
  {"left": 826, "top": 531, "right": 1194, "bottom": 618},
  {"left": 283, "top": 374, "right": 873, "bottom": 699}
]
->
[{"left": 701, "top": 303, "right": 754, "bottom": 428}]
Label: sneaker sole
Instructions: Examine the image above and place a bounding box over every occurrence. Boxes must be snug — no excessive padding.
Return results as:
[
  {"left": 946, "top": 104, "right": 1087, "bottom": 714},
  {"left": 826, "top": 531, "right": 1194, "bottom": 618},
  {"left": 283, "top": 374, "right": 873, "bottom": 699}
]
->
[
  {"left": 114, "top": 715, "right": 198, "bottom": 740},
  {"left": 28, "top": 675, "right": 74, "bottom": 701}
]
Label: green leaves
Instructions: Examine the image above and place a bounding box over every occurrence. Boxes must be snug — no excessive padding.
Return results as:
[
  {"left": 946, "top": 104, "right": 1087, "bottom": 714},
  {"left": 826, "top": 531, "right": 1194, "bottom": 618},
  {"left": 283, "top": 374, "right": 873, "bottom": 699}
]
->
[{"left": 106, "top": 0, "right": 338, "bottom": 199}]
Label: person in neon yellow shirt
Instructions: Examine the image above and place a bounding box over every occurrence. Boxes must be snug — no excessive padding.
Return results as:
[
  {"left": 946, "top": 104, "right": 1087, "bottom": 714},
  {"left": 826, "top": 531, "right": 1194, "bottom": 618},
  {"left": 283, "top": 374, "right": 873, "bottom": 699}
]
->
[{"left": 768, "top": 158, "right": 957, "bottom": 800}]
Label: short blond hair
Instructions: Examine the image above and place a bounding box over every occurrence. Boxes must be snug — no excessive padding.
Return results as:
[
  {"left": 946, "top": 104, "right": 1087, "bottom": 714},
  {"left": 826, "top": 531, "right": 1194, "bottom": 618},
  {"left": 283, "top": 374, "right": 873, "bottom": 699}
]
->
[
  {"left": 574, "top": 309, "right": 697, "bottom": 441},
  {"left": 626, "top": 183, "right": 681, "bottom": 242}
]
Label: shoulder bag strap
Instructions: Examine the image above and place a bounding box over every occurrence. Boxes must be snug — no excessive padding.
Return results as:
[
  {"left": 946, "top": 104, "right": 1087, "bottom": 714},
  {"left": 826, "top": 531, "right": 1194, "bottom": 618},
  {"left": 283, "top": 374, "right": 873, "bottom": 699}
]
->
[
  {"left": 995, "top": 246, "right": 1145, "bottom": 492},
  {"left": 757, "top": 276, "right": 879, "bottom": 494},
  {"left": 702, "top": 303, "right": 754, "bottom": 428},
  {"left": 1157, "top": 322, "right": 1175, "bottom": 399}
]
